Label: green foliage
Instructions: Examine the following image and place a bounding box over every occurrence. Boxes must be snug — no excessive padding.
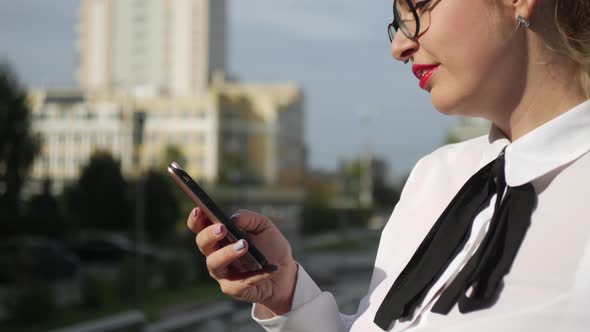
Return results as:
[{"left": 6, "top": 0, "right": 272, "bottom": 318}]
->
[
  {"left": 116, "top": 258, "right": 144, "bottom": 302},
  {"left": 0, "top": 282, "right": 224, "bottom": 332},
  {"left": 372, "top": 180, "right": 400, "bottom": 215},
  {"left": 303, "top": 178, "right": 337, "bottom": 208},
  {"left": 162, "top": 258, "right": 193, "bottom": 289},
  {"left": 217, "top": 94, "right": 262, "bottom": 185},
  {"left": 143, "top": 169, "right": 180, "bottom": 243},
  {"left": 182, "top": 237, "right": 209, "bottom": 282},
  {"left": 23, "top": 179, "right": 67, "bottom": 238},
  {"left": 161, "top": 144, "right": 187, "bottom": 171},
  {"left": 218, "top": 152, "right": 246, "bottom": 185},
  {"left": 343, "top": 159, "right": 363, "bottom": 196},
  {"left": 305, "top": 239, "right": 366, "bottom": 253},
  {"left": 64, "top": 152, "right": 132, "bottom": 232},
  {"left": 0, "top": 62, "right": 40, "bottom": 234},
  {"left": 6, "top": 281, "right": 57, "bottom": 322},
  {"left": 80, "top": 273, "right": 117, "bottom": 308},
  {"left": 445, "top": 132, "right": 462, "bottom": 145},
  {"left": 302, "top": 206, "right": 372, "bottom": 235}
]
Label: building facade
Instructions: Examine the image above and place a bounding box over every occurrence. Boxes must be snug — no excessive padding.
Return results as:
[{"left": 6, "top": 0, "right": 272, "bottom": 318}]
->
[
  {"left": 29, "top": 89, "right": 133, "bottom": 192},
  {"left": 28, "top": 83, "right": 304, "bottom": 193},
  {"left": 215, "top": 83, "right": 306, "bottom": 187},
  {"left": 77, "top": 0, "right": 227, "bottom": 97}
]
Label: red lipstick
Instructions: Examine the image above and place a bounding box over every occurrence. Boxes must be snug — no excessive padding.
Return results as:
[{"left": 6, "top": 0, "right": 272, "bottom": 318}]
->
[{"left": 412, "top": 64, "right": 440, "bottom": 89}]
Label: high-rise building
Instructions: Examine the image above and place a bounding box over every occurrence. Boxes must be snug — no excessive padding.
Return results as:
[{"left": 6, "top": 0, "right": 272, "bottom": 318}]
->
[
  {"left": 77, "top": 0, "right": 227, "bottom": 97},
  {"left": 24, "top": 0, "right": 305, "bottom": 248}
]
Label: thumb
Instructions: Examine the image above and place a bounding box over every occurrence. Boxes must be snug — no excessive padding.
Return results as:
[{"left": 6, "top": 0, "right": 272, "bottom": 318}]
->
[{"left": 230, "top": 209, "right": 274, "bottom": 235}]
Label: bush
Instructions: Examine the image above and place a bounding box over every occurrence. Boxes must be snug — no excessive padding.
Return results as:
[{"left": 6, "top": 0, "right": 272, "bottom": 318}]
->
[
  {"left": 117, "top": 259, "right": 143, "bottom": 302},
  {"left": 189, "top": 243, "right": 209, "bottom": 282},
  {"left": 162, "top": 258, "right": 193, "bottom": 289},
  {"left": 7, "top": 281, "right": 56, "bottom": 322},
  {"left": 302, "top": 206, "right": 372, "bottom": 235},
  {"left": 80, "top": 273, "right": 116, "bottom": 308}
]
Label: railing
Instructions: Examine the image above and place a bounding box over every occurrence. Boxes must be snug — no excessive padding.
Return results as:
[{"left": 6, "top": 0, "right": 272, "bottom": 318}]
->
[
  {"left": 47, "top": 229, "right": 375, "bottom": 332},
  {"left": 46, "top": 303, "right": 247, "bottom": 332},
  {"left": 145, "top": 302, "right": 233, "bottom": 332},
  {"left": 45, "top": 290, "right": 365, "bottom": 332},
  {"left": 49, "top": 310, "right": 146, "bottom": 332}
]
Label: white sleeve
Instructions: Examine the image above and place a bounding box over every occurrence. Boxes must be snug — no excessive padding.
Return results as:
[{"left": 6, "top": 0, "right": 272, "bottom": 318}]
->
[
  {"left": 250, "top": 155, "right": 432, "bottom": 332},
  {"left": 251, "top": 264, "right": 348, "bottom": 332}
]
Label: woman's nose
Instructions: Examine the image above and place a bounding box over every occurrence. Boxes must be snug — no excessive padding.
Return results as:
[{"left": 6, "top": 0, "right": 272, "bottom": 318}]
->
[{"left": 390, "top": 32, "right": 419, "bottom": 63}]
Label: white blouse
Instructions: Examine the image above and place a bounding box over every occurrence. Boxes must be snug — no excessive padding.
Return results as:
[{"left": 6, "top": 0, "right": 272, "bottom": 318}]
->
[{"left": 252, "top": 99, "right": 590, "bottom": 332}]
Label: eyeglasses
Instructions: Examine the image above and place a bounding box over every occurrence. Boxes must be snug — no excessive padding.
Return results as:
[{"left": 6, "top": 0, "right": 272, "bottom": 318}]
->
[{"left": 387, "top": 0, "right": 436, "bottom": 42}]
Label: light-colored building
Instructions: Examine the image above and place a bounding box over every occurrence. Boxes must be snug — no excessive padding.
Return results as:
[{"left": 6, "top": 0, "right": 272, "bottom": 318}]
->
[
  {"left": 215, "top": 83, "right": 306, "bottom": 187},
  {"left": 28, "top": 83, "right": 304, "bottom": 193},
  {"left": 134, "top": 93, "right": 220, "bottom": 181},
  {"left": 447, "top": 117, "right": 491, "bottom": 143},
  {"left": 29, "top": 89, "right": 133, "bottom": 192},
  {"left": 77, "top": 0, "right": 227, "bottom": 97}
]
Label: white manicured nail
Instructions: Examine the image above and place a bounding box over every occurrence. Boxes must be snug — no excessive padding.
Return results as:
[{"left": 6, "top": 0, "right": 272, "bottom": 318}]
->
[{"left": 233, "top": 239, "right": 245, "bottom": 251}]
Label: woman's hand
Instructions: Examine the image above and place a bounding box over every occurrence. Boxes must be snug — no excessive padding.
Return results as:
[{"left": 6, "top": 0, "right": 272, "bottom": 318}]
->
[{"left": 187, "top": 208, "right": 298, "bottom": 315}]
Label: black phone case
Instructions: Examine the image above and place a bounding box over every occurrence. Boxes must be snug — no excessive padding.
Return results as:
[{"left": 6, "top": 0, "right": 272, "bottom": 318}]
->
[{"left": 167, "top": 162, "right": 268, "bottom": 273}]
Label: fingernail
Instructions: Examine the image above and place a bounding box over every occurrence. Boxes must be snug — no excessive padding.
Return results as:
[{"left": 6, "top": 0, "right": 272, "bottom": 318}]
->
[
  {"left": 192, "top": 208, "right": 199, "bottom": 218},
  {"left": 233, "top": 239, "right": 245, "bottom": 251},
  {"left": 213, "top": 224, "right": 223, "bottom": 235},
  {"left": 230, "top": 213, "right": 240, "bottom": 221}
]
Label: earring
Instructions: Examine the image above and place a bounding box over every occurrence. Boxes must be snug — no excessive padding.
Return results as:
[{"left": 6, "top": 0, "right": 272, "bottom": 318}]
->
[{"left": 516, "top": 15, "right": 530, "bottom": 30}]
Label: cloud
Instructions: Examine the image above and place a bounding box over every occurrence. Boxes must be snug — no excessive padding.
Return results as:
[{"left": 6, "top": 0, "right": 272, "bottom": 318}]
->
[{"left": 231, "top": 0, "right": 379, "bottom": 42}]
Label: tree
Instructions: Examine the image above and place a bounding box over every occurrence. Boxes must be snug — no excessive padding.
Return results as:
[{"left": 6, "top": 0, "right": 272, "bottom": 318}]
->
[
  {"left": 372, "top": 178, "right": 400, "bottom": 216},
  {"left": 24, "top": 179, "right": 66, "bottom": 238},
  {"left": 445, "top": 132, "right": 462, "bottom": 145},
  {"left": 342, "top": 159, "right": 363, "bottom": 199},
  {"left": 160, "top": 144, "right": 187, "bottom": 171},
  {"left": 159, "top": 144, "right": 194, "bottom": 233},
  {"left": 370, "top": 159, "right": 401, "bottom": 215},
  {"left": 64, "top": 152, "right": 132, "bottom": 232},
  {"left": 142, "top": 169, "right": 180, "bottom": 243},
  {"left": 0, "top": 62, "right": 39, "bottom": 234}
]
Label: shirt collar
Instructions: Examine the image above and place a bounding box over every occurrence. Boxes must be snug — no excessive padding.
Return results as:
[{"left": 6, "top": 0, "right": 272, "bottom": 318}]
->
[{"left": 483, "top": 99, "right": 590, "bottom": 187}]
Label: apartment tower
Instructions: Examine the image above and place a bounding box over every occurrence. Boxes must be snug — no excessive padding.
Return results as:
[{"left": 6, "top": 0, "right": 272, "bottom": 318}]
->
[{"left": 77, "top": 0, "right": 227, "bottom": 97}]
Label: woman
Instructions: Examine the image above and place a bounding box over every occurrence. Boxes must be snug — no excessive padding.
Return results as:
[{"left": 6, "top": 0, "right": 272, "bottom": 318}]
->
[{"left": 187, "top": 0, "right": 590, "bottom": 330}]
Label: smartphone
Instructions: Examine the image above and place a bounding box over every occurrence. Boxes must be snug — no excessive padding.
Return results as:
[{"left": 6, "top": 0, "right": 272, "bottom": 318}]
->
[{"left": 167, "top": 162, "right": 268, "bottom": 273}]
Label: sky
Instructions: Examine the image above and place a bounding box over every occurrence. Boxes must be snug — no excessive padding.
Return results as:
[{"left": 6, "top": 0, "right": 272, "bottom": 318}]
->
[{"left": 0, "top": 0, "right": 456, "bottom": 178}]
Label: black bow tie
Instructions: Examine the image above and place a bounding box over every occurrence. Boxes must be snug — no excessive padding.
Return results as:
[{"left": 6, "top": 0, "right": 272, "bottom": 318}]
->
[{"left": 374, "top": 151, "right": 537, "bottom": 330}]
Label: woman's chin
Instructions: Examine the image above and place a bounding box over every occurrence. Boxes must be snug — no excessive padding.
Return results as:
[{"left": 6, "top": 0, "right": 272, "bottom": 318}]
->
[
  {"left": 430, "top": 88, "right": 459, "bottom": 116},
  {"left": 430, "top": 87, "right": 479, "bottom": 117}
]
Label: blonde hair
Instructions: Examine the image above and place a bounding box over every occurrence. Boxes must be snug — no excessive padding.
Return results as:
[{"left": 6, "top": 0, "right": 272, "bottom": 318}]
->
[{"left": 551, "top": 1, "right": 590, "bottom": 98}]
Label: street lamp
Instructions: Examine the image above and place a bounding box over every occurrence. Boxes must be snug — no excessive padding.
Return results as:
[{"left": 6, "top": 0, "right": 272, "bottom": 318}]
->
[
  {"left": 356, "top": 107, "right": 381, "bottom": 208},
  {"left": 132, "top": 110, "right": 146, "bottom": 304}
]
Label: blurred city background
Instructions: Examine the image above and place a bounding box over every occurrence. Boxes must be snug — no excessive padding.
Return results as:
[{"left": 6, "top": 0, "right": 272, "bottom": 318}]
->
[{"left": 0, "top": 1, "right": 489, "bottom": 331}]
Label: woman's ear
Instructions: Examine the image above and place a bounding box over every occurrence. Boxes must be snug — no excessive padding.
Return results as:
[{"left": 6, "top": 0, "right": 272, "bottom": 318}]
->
[{"left": 510, "top": 0, "right": 537, "bottom": 21}]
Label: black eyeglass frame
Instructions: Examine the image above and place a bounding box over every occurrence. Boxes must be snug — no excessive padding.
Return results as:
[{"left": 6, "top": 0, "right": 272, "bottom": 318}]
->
[{"left": 387, "top": 0, "right": 421, "bottom": 43}]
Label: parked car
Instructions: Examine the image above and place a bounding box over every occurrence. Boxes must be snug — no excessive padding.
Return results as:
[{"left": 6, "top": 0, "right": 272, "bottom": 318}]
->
[
  {"left": 68, "top": 232, "right": 157, "bottom": 264},
  {"left": 0, "top": 236, "right": 79, "bottom": 284}
]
